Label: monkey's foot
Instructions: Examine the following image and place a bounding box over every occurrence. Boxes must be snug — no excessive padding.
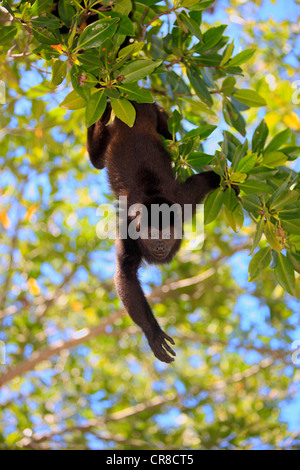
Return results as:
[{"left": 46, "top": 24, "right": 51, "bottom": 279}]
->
[{"left": 147, "top": 330, "right": 176, "bottom": 364}]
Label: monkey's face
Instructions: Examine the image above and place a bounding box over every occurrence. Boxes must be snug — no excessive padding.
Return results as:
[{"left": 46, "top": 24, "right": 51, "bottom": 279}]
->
[{"left": 138, "top": 227, "right": 181, "bottom": 264}]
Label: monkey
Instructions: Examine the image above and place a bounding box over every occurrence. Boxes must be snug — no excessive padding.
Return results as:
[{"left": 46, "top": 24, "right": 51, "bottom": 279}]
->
[{"left": 87, "top": 102, "right": 222, "bottom": 363}]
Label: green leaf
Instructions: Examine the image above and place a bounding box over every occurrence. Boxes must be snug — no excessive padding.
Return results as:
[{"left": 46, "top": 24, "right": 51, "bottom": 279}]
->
[
  {"left": 239, "top": 179, "right": 273, "bottom": 194},
  {"left": 287, "top": 251, "right": 300, "bottom": 274},
  {"left": 186, "top": 151, "right": 214, "bottom": 170},
  {"left": 248, "top": 247, "right": 271, "bottom": 281},
  {"left": 224, "top": 202, "right": 244, "bottom": 233},
  {"left": 270, "top": 190, "right": 299, "bottom": 211},
  {"left": 242, "top": 194, "right": 262, "bottom": 217},
  {"left": 262, "top": 151, "right": 288, "bottom": 168},
  {"left": 220, "top": 41, "right": 234, "bottom": 66},
  {"left": 180, "top": 0, "right": 203, "bottom": 7},
  {"left": 31, "top": 29, "right": 60, "bottom": 45},
  {"left": 236, "top": 153, "right": 257, "bottom": 173},
  {"left": 200, "top": 25, "right": 227, "bottom": 51},
  {"left": 114, "top": 0, "right": 132, "bottom": 15},
  {"left": 59, "top": 90, "right": 86, "bottom": 110},
  {"left": 50, "top": 59, "right": 67, "bottom": 88},
  {"left": 230, "top": 172, "right": 247, "bottom": 183},
  {"left": 264, "top": 220, "right": 283, "bottom": 252},
  {"left": 115, "top": 42, "right": 145, "bottom": 71},
  {"left": 30, "top": 16, "right": 62, "bottom": 30},
  {"left": 231, "top": 140, "right": 248, "bottom": 171},
  {"left": 85, "top": 89, "right": 107, "bottom": 127},
  {"left": 111, "top": 98, "right": 136, "bottom": 127},
  {"left": 77, "top": 18, "right": 119, "bottom": 49},
  {"left": 204, "top": 189, "right": 224, "bottom": 225},
  {"left": 233, "top": 89, "right": 266, "bottom": 107},
  {"left": 186, "top": 0, "right": 215, "bottom": 10},
  {"left": 221, "top": 76, "right": 236, "bottom": 96},
  {"left": 281, "top": 145, "right": 300, "bottom": 161},
  {"left": 117, "top": 83, "right": 154, "bottom": 103},
  {"left": 281, "top": 219, "right": 300, "bottom": 235},
  {"left": 58, "top": 0, "right": 76, "bottom": 28},
  {"left": 251, "top": 217, "right": 265, "bottom": 254},
  {"left": 223, "top": 99, "right": 246, "bottom": 136},
  {"left": 30, "top": 0, "right": 53, "bottom": 15},
  {"left": 187, "top": 68, "right": 213, "bottom": 106},
  {"left": 0, "top": 26, "right": 17, "bottom": 45},
  {"left": 264, "top": 128, "right": 291, "bottom": 153},
  {"left": 223, "top": 187, "right": 238, "bottom": 211},
  {"left": 121, "top": 59, "right": 161, "bottom": 83},
  {"left": 113, "top": 13, "right": 134, "bottom": 36},
  {"left": 252, "top": 119, "right": 269, "bottom": 153},
  {"left": 179, "top": 11, "right": 202, "bottom": 40},
  {"left": 167, "top": 109, "right": 181, "bottom": 136},
  {"left": 269, "top": 172, "right": 294, "bottom": 207},
  {"left": 182, "top": 124, "right": 217, "bottom": 141},
  {"left": 229, "top": 48, "right": 255, "bottom": 66},
  {"left": 274, "top": 253, "right": 296, "bottom": 295}
]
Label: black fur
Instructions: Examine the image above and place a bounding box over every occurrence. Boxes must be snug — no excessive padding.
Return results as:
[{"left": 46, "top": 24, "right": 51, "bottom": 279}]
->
[{"left": 87, "top": 102, "right": 221, "bottom": 363}]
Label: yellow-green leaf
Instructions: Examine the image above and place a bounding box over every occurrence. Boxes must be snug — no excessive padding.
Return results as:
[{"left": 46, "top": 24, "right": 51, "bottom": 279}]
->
[
  {"left": 111, "top": 98, "right": 136, "bottom": 127},
  {"left": 274, "top": 253, "right": 296, "bottom": 295}
]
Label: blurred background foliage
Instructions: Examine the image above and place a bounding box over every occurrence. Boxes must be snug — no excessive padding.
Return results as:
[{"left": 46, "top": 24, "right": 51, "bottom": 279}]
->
[{"left": 0, "top": 0, "right": 300, "bottom": 450}]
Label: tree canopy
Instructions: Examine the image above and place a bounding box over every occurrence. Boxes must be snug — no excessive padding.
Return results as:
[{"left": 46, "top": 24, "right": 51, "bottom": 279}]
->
[{"left": 0, "top": 0, "right": 299, "bottom": 450}]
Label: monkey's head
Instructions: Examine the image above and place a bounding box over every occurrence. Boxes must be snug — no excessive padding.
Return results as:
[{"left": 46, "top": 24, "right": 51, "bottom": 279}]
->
[
  {"left": 138, "top": 226, "right": 182, "bottom": 264},
  {"left": 137, "top": 198, "right": 183, "bottom": 264}
]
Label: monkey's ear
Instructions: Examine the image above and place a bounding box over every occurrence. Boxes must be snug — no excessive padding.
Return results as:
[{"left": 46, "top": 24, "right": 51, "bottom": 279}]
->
[
  {"left": 87, "top": 103, "right": 112, "bottom": 169},
  {"left": 155, "top": 105, "right": 172, "bottom": 140}
]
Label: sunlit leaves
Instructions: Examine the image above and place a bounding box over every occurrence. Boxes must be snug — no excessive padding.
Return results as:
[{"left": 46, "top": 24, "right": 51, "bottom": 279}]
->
[
  {"left": 274, "top": 253, "right": 296, "bottom": 295},
  {"left": 76, "top": 18, "right": 120, "bottom": 50},
  {"left": 121, "top": 59, "right": 162, "bottom": 83},
  {"left": 262, "top": 151, "right": 288, "bottom": 168},
  {"left": 252, "top": 120, "right": 269, "bottom": 153},
  {"left": 59, "top": 90, "right": 86, "bottom": 109},
  {"left": 204, "top": 188, "right": 224, "bottom": 224},
  {"left": 264, "top": 219, "right": 284, "bottom": 252},
  {"left": 229, "top": 49, "right": 255, "bottom": 66},
  {"left": 0, "top": 26, "right": 18, "bottom": 45},
  {"left": 85, "top": 89, "right": 107, "bottom": 127},
  {"left": 50, "top": 59, "right": 67, "bottom": 88},
  {"left": 232, "top": 89, "right": 266, "bottom": 107},
  {"left": 187, "top": 68, "right": 213, "bottom": 106},
  {"left": 248, "top": 247, "right": 272, "bottom": 281},
  {"left": 117, "top": 83, "right": 154, "bottom": 103},
  {"left": 111, "top": 98, "right": 136, "bottom": 127},
  {"left": 264, "top": 129, "right": 291, "bottom": 153}
]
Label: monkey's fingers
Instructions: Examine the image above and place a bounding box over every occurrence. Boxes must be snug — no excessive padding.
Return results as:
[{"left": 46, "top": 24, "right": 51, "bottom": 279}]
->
[
  {"left": 162, "top": 338, "right": 176, "bottom": 357},
  {"left": 150, "top": 340, "right": 175, "bottom": 363},
  {"left": 162, "top": 332, "right": 175, "bottom": 346}
]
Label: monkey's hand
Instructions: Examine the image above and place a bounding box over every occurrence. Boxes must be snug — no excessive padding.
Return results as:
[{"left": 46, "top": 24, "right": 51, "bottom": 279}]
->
[{"left": 146, "top": 328, "right": 176, "bottom": 364}]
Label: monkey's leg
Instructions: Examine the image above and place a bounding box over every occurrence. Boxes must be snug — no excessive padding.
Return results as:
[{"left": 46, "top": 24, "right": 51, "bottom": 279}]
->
[
  {"left": 87, "top": 105, "right": 112, "bottom": 169},
  {"left": 114, "top": 238, "right": 176, "bottom": 363}
]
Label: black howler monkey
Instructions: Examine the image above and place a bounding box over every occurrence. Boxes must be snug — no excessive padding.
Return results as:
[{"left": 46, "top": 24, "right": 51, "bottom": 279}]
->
[{"left": 87, "top": 102, "right": 221, "bottom": 363}]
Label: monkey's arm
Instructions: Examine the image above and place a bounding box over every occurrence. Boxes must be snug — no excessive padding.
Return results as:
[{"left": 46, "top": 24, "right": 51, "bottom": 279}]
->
[
  {"left": 87, "top": 104, "right": 112, "bottom": 169},
  {"left": 180, "top": 171, "right": 221, "bottom": 209},
  {"left": 114, "top": 238, "right": 176, "bottom": 363}
]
